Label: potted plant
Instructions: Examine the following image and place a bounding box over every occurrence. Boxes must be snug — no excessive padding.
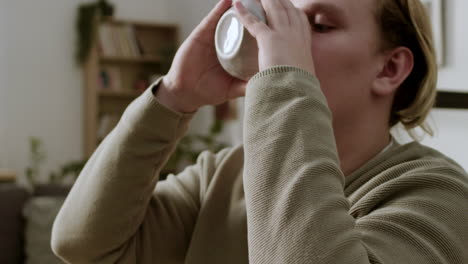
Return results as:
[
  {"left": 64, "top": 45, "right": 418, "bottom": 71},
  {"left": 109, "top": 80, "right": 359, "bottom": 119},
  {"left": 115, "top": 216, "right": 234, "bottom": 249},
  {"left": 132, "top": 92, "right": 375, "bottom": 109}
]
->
[{"left": 25, "top": 137, "right": 86, "bottom": 195}]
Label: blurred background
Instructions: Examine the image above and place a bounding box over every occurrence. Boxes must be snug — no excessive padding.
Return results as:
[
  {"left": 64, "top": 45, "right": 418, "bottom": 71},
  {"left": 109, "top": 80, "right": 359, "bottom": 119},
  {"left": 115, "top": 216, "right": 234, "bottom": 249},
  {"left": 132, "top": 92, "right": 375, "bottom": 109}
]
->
[
  {"left": 0, "top": 0, "right": 467, "bottom": 185},
  {"left": 0, "top": 0, "right": 241, "bottom": 187},
  {"left": 0, "top": 0, "right": 466, "bottom": 263}
]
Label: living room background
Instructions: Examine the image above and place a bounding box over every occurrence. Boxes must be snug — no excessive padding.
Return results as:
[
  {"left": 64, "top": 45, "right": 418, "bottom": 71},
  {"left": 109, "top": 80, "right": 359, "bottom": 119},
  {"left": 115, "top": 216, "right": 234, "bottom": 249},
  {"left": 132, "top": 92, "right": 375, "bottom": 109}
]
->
[{"left": 0, "top": 0, "right": 466, "bottom": 185}]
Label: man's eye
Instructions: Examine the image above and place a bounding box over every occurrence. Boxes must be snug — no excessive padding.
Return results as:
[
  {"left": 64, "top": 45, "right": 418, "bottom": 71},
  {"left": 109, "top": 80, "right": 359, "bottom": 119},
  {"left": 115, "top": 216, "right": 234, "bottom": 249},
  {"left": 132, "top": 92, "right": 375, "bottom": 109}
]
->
[{"left": 313, "top": 24, "right": 334, "bottom": 33}]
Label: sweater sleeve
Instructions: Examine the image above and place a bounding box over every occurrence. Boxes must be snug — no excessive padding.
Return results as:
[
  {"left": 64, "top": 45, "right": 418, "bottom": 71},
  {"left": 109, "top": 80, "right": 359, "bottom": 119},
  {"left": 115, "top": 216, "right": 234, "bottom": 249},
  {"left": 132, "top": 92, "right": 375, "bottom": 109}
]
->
[
  {"left": 242, "top": 66, "right": 468, "bottom": 263},
  {"left": 51, "top": 79, "right": 229, "bottom": 264}
]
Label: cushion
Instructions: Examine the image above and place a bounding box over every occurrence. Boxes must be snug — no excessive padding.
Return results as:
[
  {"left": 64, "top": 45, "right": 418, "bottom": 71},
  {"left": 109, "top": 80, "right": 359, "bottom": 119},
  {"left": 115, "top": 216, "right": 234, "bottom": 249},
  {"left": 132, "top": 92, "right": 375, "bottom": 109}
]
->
[{"left": 22, "top": 196, "right": 66, "bottom": 264}]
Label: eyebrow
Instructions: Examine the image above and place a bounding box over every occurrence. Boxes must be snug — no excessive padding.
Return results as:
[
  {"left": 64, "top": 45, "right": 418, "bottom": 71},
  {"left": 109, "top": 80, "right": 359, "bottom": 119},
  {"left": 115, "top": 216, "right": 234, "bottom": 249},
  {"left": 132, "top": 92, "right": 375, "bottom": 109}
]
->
[{"left": 302, "top": 2, "right": 348, "bottom": 21}]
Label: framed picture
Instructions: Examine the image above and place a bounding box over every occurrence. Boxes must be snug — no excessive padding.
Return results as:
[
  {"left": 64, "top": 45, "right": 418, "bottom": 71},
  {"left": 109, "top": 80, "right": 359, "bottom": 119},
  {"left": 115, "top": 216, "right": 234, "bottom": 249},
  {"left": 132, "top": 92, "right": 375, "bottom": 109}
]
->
[{"left": 420, "top": 0, "right": 444, "bottom": 66}]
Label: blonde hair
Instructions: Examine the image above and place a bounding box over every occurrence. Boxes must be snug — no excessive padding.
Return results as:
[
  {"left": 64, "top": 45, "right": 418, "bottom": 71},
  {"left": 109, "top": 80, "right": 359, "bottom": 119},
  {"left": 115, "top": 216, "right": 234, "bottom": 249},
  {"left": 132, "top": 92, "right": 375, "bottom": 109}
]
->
[{"left": 375, "top": 0, "right": 438, "bottom": 137}]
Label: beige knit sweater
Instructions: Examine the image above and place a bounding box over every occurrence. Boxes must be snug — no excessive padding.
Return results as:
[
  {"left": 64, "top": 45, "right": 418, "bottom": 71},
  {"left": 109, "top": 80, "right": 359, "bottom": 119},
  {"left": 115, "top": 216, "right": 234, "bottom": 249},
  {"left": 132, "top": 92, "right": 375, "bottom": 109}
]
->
[{"left": 52, "top": 66, "right": 468, "bottom": 264}]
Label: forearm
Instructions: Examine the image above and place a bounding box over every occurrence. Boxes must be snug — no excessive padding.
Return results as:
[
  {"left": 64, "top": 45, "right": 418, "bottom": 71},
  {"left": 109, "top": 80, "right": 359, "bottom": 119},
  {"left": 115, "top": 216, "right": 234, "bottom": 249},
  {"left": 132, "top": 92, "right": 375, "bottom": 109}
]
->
[
  {"left": 243, "top": 66, "right": 366, "bottom": 263},
  {"left": 52, "top": 81, "right": 194, "bottom": 261}
]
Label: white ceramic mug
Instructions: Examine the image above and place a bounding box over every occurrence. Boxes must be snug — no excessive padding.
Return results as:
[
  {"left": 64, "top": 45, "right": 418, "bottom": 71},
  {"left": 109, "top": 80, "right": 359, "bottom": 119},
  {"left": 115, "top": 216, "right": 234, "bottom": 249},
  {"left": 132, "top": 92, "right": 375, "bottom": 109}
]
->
[{"left": 215, "top": 0, "right": 266, "bottom": 81}]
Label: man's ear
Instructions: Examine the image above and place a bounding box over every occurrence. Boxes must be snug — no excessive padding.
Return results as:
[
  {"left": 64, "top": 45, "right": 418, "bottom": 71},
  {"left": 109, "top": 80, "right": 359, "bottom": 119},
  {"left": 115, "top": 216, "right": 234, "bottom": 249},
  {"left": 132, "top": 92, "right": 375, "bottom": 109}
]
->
[{"left": 372, "top": 47, "right": 414, "bottom": 96}]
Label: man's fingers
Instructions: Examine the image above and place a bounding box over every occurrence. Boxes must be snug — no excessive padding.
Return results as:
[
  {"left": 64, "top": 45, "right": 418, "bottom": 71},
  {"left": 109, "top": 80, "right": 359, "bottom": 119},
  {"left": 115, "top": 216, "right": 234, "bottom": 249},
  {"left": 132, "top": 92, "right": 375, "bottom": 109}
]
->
[
  {"left": 234, "top": 1, "right": 269, "bottom": 37},
  {"left": 260, "top": 0, "right": 289, "bottom": 28},
  {"left": 298, "top": 10, "right": 312, "bottom": 40},
  {"left": 277, "top": 0, "right": 302, "bottom": 27}
]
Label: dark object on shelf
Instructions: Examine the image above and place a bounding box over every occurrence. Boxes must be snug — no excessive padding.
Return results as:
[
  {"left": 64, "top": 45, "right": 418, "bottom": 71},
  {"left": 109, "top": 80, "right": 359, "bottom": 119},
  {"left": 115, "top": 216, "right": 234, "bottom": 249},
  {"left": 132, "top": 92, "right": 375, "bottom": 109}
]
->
[
  {"left": 97, "top": 0, "right": 115, "bottom": 18},
  {"left": 436, "top": 91, "right": 468, "bottom": 109},
  {"left": 76, "top": 0, "right": 115, "bottom": 64}
]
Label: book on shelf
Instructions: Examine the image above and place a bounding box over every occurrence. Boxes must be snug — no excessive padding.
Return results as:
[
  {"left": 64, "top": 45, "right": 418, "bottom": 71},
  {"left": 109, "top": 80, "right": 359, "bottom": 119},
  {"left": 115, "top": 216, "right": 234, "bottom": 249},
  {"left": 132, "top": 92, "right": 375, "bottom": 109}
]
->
[
  {"left": 98, "top": 23, "right": 142, "bottom": 57},
  {"left": 117, "top": 25, "right": 132, "bottom": 57},
  {"left": 125, "top": 25, "right": 142, "bottom": 56},
  {"left": 97, "top": 24, "right": 115, "bottom": 56}
]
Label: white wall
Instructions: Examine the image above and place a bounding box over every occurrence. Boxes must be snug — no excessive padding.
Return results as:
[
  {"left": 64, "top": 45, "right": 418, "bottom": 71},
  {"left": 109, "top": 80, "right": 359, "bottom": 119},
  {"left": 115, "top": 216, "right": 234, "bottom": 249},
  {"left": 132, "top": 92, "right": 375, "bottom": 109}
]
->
[
  {"left": 0, "top": 0, "right": 171, "bottom": 184},
  {"left": 111, "top": 0, "right": 173, "bottom": 23},
  {"left": 423, "top": 110, "right": 468, "bottom": 168},
  {"left": 2, "top": 0, "right": 85, "bottom": 185},
  {"left": 438, "top": 0, "right": 468, "bottom": 92},
  {"left": 0, "top": 1, "right": 7, "bottom": 168},
  {"left": 167, "top": 0, "right": 218, "bottom": 38},
  {"left": 416, "top": 0, "right": 468, "bottom": 170}
]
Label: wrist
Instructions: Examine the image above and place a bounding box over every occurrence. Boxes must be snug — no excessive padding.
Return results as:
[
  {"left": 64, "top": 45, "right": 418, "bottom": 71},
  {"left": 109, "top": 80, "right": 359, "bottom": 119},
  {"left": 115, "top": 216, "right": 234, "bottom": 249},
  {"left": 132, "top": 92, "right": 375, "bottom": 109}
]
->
[{"left": 153, "top": 77, "right": 198, "bottom": 113}]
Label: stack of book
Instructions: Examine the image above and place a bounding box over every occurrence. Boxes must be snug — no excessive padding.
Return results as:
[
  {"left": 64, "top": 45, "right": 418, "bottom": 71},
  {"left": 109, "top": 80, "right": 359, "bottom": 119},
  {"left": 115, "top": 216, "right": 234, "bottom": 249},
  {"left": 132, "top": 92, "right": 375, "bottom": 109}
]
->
[{"left": 98, "top": 23, "right": 142, "bottom": 57}]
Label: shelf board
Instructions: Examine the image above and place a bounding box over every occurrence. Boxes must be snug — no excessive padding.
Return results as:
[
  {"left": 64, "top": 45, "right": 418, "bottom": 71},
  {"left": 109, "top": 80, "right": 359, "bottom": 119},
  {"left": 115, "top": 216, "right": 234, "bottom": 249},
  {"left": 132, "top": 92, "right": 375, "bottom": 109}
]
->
[
  {"left": 436, "top": 91, "right": 468, "bottom": 109},
  {"left": 98, "top": 90, "right": 142, "bottom": 98},
  {"left": 100, "top": 55, "right": 162, "bottom": 64},
  {"left": 102, "top": 18, "right": 178, "bottom": 29}
]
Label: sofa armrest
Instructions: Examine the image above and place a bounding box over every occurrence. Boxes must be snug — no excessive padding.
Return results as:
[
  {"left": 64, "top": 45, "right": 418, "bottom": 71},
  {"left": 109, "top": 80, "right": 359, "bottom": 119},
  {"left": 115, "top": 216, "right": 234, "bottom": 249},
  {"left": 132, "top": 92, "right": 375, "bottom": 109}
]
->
[{"left": 0, "top": 183, "right": 31, "bottom": 264}]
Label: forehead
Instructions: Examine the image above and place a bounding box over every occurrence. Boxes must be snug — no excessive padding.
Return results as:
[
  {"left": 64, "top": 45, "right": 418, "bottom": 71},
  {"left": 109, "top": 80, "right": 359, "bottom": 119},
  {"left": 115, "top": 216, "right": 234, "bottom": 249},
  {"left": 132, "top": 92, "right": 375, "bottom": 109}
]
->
[{"left": 291, "top": 0, "right": 374, "bottom": 18}]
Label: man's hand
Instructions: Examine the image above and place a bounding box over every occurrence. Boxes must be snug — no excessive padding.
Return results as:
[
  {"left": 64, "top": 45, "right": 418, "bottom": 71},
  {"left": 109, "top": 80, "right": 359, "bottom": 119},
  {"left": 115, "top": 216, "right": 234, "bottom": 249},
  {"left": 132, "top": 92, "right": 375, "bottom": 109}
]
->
[
  {"left": 156, "top": 0, "right": 247, "bottom": 113},
  {"left": 234, "top": 0, "right": 316, "bottom": 76}
]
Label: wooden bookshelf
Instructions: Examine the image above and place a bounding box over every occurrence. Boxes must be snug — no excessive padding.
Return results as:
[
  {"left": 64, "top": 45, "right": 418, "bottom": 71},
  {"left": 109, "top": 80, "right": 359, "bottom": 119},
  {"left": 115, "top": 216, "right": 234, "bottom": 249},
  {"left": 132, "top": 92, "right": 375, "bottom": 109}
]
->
[
  {"left": 99, "top": 55, "right": 163, "bottom": 64},
  {"left": 83, "top": 18, "right": 179, "bottom": 157},
  {"left": 436, "top": 91, "right": 468, "bottom": 109},
  {"left": 0, "top": 169, "right": 16, "bottom": 182}
]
